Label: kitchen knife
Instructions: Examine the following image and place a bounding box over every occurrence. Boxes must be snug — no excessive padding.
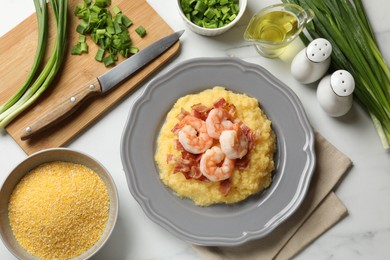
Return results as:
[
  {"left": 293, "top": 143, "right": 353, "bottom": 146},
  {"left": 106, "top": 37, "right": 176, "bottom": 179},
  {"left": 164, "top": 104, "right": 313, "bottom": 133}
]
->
[{"left": 21, "top": 30, "right": 184, "bottom": 140}]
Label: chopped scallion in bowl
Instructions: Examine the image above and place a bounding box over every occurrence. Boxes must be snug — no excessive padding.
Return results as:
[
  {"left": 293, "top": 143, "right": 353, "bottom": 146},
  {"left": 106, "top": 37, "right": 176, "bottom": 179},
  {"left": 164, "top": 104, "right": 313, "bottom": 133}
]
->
[{"left": 176, "top": 0, "right": 247, "bottom": 36}]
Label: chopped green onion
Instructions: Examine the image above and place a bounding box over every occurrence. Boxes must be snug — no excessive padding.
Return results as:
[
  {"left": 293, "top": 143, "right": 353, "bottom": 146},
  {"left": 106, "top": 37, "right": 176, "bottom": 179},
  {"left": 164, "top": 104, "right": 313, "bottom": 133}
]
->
[
  {"left": 78, "top": 34, "right": 86, "bottom": 42},
  {"left": 180, "top": 0, "right": 239, "bottom": 29},
  {"left": 220, "top": 5, "right": 230, "bottom": 14},
  {"left": 103, "top": 55, "right": 115, "bottom": 67},
  {"left": 76, "top": 20, "right": 88, "bottom": 34},
  {"left": 228, "top": 13, "right": 236, "bottom": 21},
  {"left": 106, "top": 25, "right": 115, "bottom": 34},
  {"left": 71, "top": 44, "right": 82, "bottom": 55},
  {"left": 112, "top": 5, "right": 121, "bottom": 15},
  {"left": 90, "top": 5, "right": 101, "bottom": 14},
  {"left": 113, "top": 21, "right": 122, "bottom": 33},
  {"left": 195, "top": 1, "right": 207, "bottom": 13},
  {"left": 122, "top": 15, "right": 133, "bottom": 27},
  {"left": 95, "top": 47, "right": 105, "bottom": 61},
  {"left": 95, "top": 0, "right": 111, "bottom": 8},
  {"left": 115, "top": 14, "right": 122, "bottom": 24},
  {"left": 80, "top": 42, "right": 88, "bottom": 53},
  {"left": 209, "top": 0, "right": 217, "bottom": 6},
  {"left": 75, "top": 2, "right": 87, "bottom": 17},
  {"left": 129, "top": 46, "right": 139, "bottom": 54},
  {"left": 96, "top": 28, "right": 106, "bottom": 36},
  {"left": 72, "top": 0, "right": 139, "bottom": 66},
  {"left": 135, "top": 26, "right": 146, "bottom": 38},
  {"left": 282, "top": 0, "right": 390, "bottom": 149},
  {"left": 220, "top": 0, "right": 229, "bottom": 5},
  {"left": 204, "top": 8, "right": 215, "bottom": 19}
]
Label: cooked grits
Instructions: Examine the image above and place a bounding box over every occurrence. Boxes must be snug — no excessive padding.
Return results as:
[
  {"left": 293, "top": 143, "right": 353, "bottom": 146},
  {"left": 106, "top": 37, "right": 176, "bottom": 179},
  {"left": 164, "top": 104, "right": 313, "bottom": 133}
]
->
[{"left": 155, "top": 86, "right": 276, "bottom": 206}]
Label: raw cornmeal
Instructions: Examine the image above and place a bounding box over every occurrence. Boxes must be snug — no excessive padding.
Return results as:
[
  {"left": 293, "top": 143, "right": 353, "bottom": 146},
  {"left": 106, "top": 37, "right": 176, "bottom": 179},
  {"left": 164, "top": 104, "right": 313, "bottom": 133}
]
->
[
  {"left": 8, "top": 161, "right": 109, "bottom": 260},
  {"left": 155, "top": 86, "right": 276, "bottom": 206}
]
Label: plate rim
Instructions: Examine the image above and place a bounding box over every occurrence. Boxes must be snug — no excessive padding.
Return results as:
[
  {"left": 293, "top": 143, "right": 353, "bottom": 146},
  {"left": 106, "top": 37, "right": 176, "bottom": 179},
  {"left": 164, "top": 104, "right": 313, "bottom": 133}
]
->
[{"left": 120, "top": 57, "right": 316, "bottom": 246}]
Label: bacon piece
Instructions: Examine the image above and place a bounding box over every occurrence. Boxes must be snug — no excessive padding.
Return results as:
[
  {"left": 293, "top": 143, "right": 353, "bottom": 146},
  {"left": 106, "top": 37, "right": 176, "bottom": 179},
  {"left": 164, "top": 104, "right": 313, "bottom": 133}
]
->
[
  {"left": 189, "top": 165, "right": 203, "bottom": 179},
  {"left": 167, "top": 147, "right": 205, "bottom": 180},
  {"left": 181, "top": 152, "right": 202, "bottom": 163},
  {"left": 166, "top": 154, "right": 175, "bottom": 164},
  {"left": 191, "top": 103, "right": 209, "bottom": 113},
  {"left": 227, "top": 104, "right": 236, "bottom": 118},
  {"left": 173, "top": 163, "right": 191, "bottom": 174},
  {"left": 213, "top": 98, "right": 236, "bottom": 119},
  {"left": 240, "top": 124, "right": 257, "bottom": 150},
  {"left": 192, "top": 109, "right": 201, "bottom": 119},
  {"left": 235, "top": 156, "right": 250, "bottom": 170},
  {"left": 181, "top": 150, "right": 197, "bottom": 161},
  {"left": 181, "top": 172, "right": 191, "bottom": 179},
  {"left": 191, "top": 103, "right": 210, "bottom": 120},
  {"left": 174, "top": 140, "right": 184, "bottom": 151},
  {"left": 213, "top": 98, "right": 227, "bottom": 108},
  {"left": 176, "top": 107, "right": 190, "bottom": 121},
  {"left": 171, "top": 123, "right": 181, "bottom": 134},
  {"left": 240, "top": 124, "right": 251, "bottom": 136},
  {"left": 219, "top": 178, "right": 232, "bottom": 196},
  {"left": 172, "top": 109, "right": 190, "bottom": 133},
  {"left": 198, "top": 175, "right": 209, "bottom": 182},
  {"left": 247, "top": 132, "right": 257, "bottom": 150},
  {"left": 193, "top": 109, "right": 209, "bottom": 121}
]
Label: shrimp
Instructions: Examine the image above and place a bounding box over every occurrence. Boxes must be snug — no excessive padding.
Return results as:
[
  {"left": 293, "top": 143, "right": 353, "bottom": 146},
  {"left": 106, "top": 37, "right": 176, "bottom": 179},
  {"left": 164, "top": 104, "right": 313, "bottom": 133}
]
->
[
  {"left": 219, "top": 129, "right": 248, "bottom": 159},
  {"left": 199, "top": 146, "right": 235, "bottom": 182},
  {"left": 177, "top": 116, "right": 213, "bottom": 154},
  {"left": 205, "top": 108, "right": 234, "bottom": 139}
]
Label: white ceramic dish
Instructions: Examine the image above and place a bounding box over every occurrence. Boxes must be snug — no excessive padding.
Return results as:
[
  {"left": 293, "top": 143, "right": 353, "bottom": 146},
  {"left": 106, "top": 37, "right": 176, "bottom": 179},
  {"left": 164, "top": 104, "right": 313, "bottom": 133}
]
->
[
  {"left": 121, "top": 57, "right": 315, "bottom": 246},
  {"left": 176, "top": 0, "right": 247, "bottom": 36}
]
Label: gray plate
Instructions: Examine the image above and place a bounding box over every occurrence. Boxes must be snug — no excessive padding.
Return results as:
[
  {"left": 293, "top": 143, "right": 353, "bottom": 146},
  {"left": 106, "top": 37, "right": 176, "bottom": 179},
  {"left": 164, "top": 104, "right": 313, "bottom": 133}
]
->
[{"left": 120, "top": 57, "right": 315, "bottom": 246}]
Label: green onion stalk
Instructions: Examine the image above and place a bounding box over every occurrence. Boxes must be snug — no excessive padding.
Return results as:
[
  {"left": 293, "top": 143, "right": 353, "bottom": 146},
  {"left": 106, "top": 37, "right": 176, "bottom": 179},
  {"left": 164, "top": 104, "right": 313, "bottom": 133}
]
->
[
  {"left": 282, "top": 0, "right": 390, "bottom": 149},
  {"left": 0, "top": 0, "right": 68, "bottom": 129},
  {"left": 0, "top": 0, "right": 48, "bottom": 115}
]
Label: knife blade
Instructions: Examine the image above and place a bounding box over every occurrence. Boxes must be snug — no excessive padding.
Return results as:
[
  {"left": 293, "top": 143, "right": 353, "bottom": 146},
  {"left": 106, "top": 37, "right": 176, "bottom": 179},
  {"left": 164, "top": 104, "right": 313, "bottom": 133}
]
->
[{"left": 21, "top": 30, "right": 184, "bottom": 140}]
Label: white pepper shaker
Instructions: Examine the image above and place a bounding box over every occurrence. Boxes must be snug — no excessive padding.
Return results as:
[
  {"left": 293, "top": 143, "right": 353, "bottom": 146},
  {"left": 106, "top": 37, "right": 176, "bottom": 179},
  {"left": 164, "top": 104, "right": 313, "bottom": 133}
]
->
[
  {"left": 291, "top": 38, "right": 332, "bottom": 84},
  {"left": 317, "top": 70, "right": 355, "bottom": 117}
]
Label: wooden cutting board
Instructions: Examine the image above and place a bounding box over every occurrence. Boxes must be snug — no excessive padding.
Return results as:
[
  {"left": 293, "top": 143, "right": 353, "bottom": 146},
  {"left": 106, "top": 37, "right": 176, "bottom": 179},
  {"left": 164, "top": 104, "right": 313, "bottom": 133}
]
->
[{"left": 0, "top": 0, "right": 180, "bottom": 155}]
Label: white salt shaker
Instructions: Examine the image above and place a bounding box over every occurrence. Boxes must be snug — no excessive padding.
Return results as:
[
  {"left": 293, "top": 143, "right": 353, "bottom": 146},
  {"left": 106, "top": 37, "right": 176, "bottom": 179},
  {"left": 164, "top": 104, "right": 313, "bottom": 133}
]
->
[
  {"left": 317, "top": 70, "right": 355, "bottom": 117},
  {"left": 291, "top": 38, "right": 332, "bottom": 84}
]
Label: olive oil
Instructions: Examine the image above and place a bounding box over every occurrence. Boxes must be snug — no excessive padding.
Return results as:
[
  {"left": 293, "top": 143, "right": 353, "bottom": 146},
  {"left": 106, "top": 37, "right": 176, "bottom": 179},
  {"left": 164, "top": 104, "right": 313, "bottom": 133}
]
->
[
  {"left": 244, "top": 4, "right": 313, "bottom": 58},
  {"left": 245, "top": 11, "right": 298, "bottom": 42}
]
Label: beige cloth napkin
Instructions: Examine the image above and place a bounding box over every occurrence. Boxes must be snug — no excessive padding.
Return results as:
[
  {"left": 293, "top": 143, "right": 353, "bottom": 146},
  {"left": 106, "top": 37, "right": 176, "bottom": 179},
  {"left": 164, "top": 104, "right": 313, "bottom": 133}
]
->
[{"left": 193, "top": 132, "right": 353, "bottom": 260}]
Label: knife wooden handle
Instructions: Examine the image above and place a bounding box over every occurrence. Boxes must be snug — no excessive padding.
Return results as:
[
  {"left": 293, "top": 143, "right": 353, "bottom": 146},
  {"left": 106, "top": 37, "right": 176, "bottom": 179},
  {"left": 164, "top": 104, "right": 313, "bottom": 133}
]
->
[{"left": 20, "top": 78, "right": 102, "bottom": 140}]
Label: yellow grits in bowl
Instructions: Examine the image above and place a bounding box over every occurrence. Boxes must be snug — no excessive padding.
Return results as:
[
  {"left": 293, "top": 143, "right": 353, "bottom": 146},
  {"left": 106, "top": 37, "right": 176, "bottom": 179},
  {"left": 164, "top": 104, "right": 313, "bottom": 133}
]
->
[{"left": 154, "top": 86, "right": 276, "bottom": 206}]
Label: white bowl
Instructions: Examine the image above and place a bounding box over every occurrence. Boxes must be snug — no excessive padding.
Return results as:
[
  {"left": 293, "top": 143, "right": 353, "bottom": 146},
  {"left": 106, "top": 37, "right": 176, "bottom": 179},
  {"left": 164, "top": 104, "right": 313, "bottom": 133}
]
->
[
  {"left": 0, "top": 148, "right": 119, "bottom": 260},
  {"left": 176, "top": 0, "right": 247, "bottom": 36}
]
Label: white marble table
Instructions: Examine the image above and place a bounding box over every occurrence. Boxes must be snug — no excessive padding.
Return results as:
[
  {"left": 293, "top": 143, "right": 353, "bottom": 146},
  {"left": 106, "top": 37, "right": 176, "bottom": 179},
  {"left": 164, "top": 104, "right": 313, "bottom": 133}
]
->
[{"left": 1, "top": 0, "right": 389, "bottom": 259}]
